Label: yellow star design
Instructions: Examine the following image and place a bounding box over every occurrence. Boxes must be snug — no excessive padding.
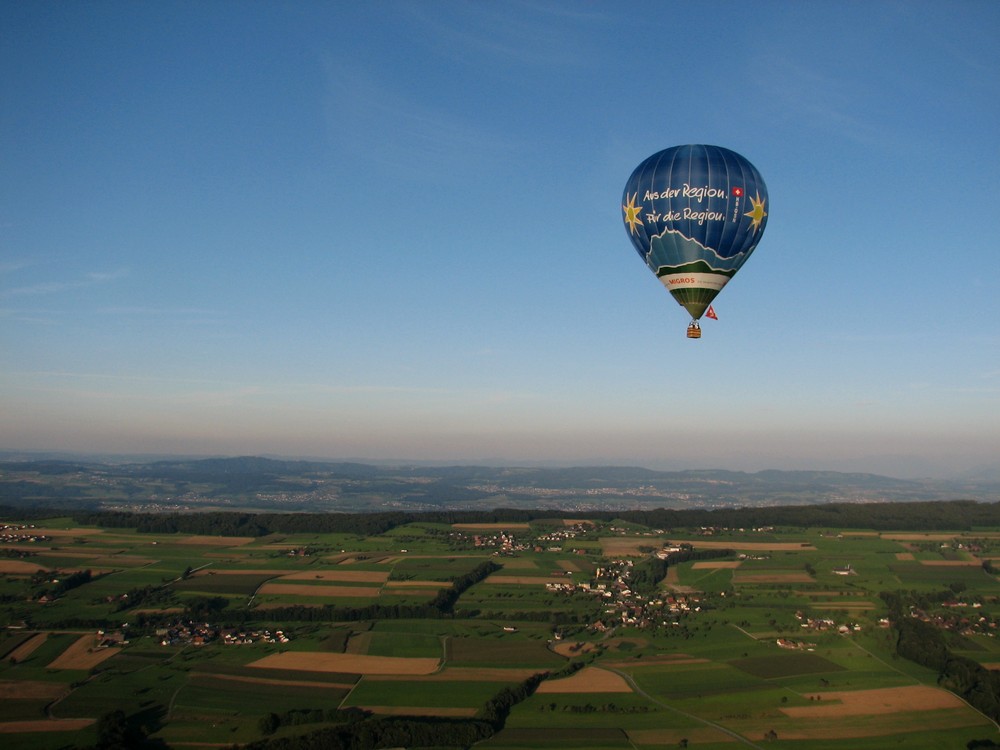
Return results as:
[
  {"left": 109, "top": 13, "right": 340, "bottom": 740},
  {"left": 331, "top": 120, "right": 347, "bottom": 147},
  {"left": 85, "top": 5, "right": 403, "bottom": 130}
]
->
[
  {"left": 744, "top": 192, "right": 767, "bottom": 232},
  {"left": 623, "top": 193, "right": 643, "bottom": 234}
]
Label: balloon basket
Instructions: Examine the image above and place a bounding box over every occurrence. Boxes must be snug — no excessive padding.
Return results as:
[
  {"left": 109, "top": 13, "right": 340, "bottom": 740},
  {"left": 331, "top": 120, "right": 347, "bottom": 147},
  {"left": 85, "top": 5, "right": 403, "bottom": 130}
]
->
[{"left": 686, "top": 322, "right": 701, "bottom": 339}]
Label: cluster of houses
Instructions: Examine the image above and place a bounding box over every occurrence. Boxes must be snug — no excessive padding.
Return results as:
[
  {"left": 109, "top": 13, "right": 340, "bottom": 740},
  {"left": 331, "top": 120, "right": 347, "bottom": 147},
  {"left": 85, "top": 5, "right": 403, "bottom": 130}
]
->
[
  {"left": 156, "top": 621, "right": 292, "bottom": 647},
  {"left": 455, "top": 530, "right": 531, "bottom": 555},
  {"left": 0, "top": 524, "right": 51, "bottom": 544},
  {"left": 694, "top": 526, "right": 775, "bottom": 536},
  {"left": 793, "top": 611, "right": 865, "bottom": 634},
  {"left": 534, "top": 523, "right": 593, "bottom": 547},
  {"left": 910, "top": 603, "right": 997, "bottom": 638},
  {"left": 542, "top": 556, "right": 705, "bottom": 630}
]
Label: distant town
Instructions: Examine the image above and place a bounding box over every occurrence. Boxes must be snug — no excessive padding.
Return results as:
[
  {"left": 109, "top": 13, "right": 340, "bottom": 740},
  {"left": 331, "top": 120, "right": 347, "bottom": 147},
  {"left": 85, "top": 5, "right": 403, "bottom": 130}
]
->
[{"left": 2, "top": 455, "right": 998, "bottom": 513}]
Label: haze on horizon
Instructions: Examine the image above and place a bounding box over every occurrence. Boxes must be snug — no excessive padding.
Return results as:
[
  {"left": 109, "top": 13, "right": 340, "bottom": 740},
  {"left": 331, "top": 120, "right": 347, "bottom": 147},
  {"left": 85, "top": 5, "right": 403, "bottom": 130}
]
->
[{"left": 2, "top": 2, "right": 998, "bottom": 482}]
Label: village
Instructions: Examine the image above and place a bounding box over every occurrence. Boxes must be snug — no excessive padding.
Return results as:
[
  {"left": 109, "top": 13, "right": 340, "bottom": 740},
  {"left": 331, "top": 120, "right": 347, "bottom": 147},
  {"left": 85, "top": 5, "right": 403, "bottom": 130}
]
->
[
  {"left": 155, "top": 620, "right": 292, "bottom": 647},
  {"left": 0, "top": 523, "right": 51, "bottom": 545}
]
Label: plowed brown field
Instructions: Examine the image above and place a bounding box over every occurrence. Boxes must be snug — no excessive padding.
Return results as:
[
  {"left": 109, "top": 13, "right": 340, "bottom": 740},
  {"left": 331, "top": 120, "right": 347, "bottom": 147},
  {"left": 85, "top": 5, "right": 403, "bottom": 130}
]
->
[{"left": 250, "top": 652, "right": 440, "bottom": 675}]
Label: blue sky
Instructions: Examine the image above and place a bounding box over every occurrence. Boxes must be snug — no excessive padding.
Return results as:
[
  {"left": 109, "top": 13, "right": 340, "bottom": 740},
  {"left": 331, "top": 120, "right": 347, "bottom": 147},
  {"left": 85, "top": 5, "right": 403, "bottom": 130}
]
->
[{"left": 2, "top": 1, "right": 998, "bottom": 478}]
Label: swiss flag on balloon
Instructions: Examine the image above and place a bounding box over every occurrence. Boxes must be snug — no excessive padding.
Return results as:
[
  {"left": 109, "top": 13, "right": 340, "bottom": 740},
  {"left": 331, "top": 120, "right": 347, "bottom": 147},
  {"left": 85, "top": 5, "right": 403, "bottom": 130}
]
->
[
  {"left": 732, "top": 187, "right": 744, "bottom": 197},
  {"left": 706, "top": 305, "right": 718, "bottom": 320}
]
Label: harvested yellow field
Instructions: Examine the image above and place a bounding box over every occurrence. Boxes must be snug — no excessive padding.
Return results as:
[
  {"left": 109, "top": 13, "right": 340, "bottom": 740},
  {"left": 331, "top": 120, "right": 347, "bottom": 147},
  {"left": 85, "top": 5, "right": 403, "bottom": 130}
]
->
[
  {"left": 895, "top": 552, "right": 915, "bottom": 560},
  {"left": 0, "top": 679, "right": 67, "bottom": 701},
  {"left": 0, "top": 718, "right": 94, "bottom": 733},
  {"left": 8, "top": 633, "right": 47, "bottom": 661},
  {"left": 919, "top": 560, "right": 980, "bottom": 567},
  {"left": 0, "top": 560, "right": 47, "bottom": 574},
  {"left": 692, "top": 561, "right": 742, "bottom": 569},
  {"left": 279, "top": 570, "right": 389, "bottom": 582},
  {"left": 780, "top": 685, "right": 964, "bottom": 718},
  {"left": 366, "top": 667, "right": 540, "bottom": 682},
  {"left": 335, "top": 554, "right": 391, "bottom": 565},
  {"left": 250, "top": 652, "right": 440, "bottom": 675},
  {"left": 599, "top": 538, "right": 660, "bottom": 556},
  {"left": 177, "top": 535, "right": 255, "bottom": 546},
  {"left": 536, "top": 667, "right": 632, "bottom": 694},
  {"left": 47, "top": 635, "right": 120, "bottom": 670},
  {"left": 882, "top": 533, "right": 957, "bottom": 541},
  {"left": 556, "top": 559, "right": 581, "bottom": 572},
  {"left": 258, "top": 583, "right": 381, "bottom": 597},
  {"left": 763, "top": 712, "right": 983, "bottom": 741}
]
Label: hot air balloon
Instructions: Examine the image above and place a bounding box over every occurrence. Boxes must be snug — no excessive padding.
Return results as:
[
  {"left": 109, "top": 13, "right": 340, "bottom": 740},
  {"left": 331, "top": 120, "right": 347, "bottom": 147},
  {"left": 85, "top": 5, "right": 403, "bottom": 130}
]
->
[{"left": 622, "top": 145, "right": 768, "bottom": 338}]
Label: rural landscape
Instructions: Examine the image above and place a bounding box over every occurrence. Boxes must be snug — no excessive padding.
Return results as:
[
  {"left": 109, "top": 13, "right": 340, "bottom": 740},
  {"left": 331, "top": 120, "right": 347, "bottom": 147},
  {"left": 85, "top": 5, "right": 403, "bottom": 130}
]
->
[
  {"left": 5, "top": 1, "right": 998, "bottom": 748},
  {"left": 2, "top": 458, "right": 1000, "bottom": 748}
]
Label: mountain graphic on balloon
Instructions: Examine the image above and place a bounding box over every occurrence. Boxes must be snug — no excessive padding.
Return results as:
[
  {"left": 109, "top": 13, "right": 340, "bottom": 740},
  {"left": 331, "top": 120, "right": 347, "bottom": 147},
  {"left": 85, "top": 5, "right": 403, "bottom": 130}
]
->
[
  {"left": 621, "top": 145, "right": 768, "bottom": 339},
  {"left": 647, "top": 227, "right": 747, "bottom": 274}
]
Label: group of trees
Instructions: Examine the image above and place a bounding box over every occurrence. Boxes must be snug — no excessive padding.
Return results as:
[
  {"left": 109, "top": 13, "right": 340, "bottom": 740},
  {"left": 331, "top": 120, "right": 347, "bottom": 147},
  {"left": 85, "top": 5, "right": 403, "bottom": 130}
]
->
[
  {"left": 630, "top": 547, "right": 733, "bottom": 596},
  {"left": 258, "top": 707, "right": 368, "bottom": 736},
  {"left": 882, "top": 590, "right": 1000, "bottom": 725}
]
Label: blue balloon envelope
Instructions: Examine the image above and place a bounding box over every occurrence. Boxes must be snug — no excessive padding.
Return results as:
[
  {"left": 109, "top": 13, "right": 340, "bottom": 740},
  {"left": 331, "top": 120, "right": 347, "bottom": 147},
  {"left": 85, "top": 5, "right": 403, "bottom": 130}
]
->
[{"left": 622, "top": 145, "right": 768, "bottom": 329}]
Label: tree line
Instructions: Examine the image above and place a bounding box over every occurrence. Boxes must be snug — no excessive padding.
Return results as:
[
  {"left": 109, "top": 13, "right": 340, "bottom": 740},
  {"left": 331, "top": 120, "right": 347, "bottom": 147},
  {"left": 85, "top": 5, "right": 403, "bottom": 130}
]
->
[
  {"left": 54, "top": 499, "right": 1000, "bottom": 540},
  {"left": 234, "top": 671, "right": 548, "bottom": 750}
]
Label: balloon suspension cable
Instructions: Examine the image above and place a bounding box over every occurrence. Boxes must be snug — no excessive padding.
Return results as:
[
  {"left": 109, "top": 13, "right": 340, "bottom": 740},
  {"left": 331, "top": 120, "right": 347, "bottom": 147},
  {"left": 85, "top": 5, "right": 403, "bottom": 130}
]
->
[{"left": 686, "top": 320, "right": 702, "bottom": 339}]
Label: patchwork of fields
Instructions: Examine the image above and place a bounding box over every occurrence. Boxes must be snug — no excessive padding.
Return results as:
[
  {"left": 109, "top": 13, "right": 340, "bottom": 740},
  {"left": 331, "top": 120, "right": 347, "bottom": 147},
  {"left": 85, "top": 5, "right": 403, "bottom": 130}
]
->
[{"left": 1, "top": 515, "right": 999, "bottom": 749}]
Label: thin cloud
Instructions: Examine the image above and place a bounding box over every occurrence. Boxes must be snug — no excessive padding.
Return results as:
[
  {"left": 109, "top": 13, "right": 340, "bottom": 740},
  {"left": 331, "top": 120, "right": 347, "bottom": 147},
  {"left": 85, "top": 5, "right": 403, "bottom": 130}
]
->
[
  {"left": 399, "top": 1, "right": 606, "bottom": 68},
  {"left": 751, "top": 54, "right": 881, "bottom": 145},
  {"left": 97, "top": 306, "right": 226, "bottom": 317},
  {"left": 0, "top": 259, "right": 35, "bottom": 274},
  {"left": 323, "top": 58, "right": 519, "bottom": 178},
  {"left": 1, "top": 268, "right": 129, "bottom": 297}
]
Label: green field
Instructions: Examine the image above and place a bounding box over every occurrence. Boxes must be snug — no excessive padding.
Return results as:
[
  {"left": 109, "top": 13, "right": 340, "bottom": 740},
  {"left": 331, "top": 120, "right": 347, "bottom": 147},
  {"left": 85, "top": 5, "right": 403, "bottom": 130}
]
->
[{"left": 1, "top": 512, "right": 999, "bottom": 749}]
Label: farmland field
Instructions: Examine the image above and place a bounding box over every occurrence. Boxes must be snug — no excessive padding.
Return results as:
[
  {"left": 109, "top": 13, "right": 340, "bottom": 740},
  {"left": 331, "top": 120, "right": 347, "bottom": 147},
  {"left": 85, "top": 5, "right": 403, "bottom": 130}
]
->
[{"left": 1, "top": 508, "right": 999, "bottom": 749}]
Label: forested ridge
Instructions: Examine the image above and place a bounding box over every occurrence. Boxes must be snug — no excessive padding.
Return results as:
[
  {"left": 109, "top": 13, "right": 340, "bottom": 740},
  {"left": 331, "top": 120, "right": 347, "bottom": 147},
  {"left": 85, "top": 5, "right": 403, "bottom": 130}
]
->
[{"left": 46, "top": 499, "right": 1000, "bottom": 537}]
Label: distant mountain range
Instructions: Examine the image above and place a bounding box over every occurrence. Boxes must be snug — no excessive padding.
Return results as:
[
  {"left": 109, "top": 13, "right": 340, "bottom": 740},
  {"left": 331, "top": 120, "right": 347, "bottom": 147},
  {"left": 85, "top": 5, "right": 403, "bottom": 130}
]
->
[{"left": 1, "top": 455, "right": 998, "bottom": 512}]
